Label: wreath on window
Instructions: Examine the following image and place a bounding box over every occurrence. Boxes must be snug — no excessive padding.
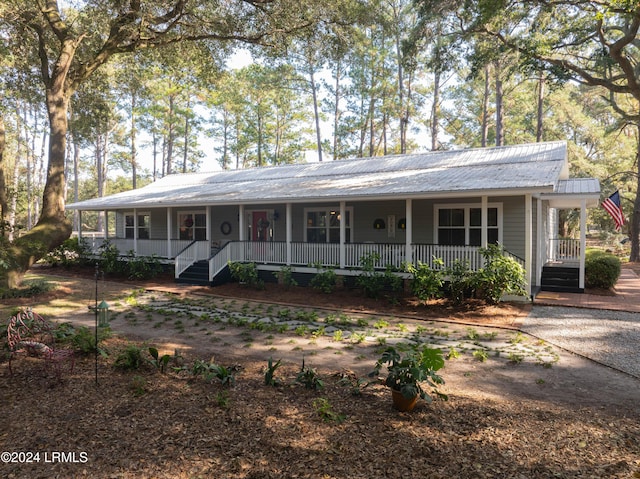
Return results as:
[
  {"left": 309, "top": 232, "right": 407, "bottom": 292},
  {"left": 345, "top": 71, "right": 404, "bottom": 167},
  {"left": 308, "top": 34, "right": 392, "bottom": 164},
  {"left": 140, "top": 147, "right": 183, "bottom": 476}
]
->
[
  {"left": 220, "top": 221, "right": 232, "bottom": 235},
  {"left": 257, "top": 218, "right": 270, "bottom": 229},
  {"left": 373, "top": 218, "right": 386, "bottom": 230},
  {"left": 184, "top": 217, "right": 194, "bottom": 228}
]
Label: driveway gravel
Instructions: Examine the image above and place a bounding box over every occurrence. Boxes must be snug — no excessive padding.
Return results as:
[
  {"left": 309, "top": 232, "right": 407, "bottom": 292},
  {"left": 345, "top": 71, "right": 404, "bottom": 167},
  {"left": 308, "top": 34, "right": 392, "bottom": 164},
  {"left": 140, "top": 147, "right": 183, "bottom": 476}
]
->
[{"left": 523, "top": 305, "right": 640, "bottom": 379}]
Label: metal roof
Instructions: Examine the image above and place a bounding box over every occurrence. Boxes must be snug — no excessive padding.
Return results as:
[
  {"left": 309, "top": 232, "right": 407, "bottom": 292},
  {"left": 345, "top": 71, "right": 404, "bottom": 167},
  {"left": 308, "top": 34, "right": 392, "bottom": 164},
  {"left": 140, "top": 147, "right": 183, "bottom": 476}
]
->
[{"left": 67, "top": 141, "right": 595, "bottom": 210}]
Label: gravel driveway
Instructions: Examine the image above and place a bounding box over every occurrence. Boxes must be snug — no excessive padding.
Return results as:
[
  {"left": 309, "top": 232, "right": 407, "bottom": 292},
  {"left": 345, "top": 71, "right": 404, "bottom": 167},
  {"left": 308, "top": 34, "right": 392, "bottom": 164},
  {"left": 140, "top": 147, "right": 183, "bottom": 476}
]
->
[{"left": 523, "top": 305, "right": 640, "bottom": 379}]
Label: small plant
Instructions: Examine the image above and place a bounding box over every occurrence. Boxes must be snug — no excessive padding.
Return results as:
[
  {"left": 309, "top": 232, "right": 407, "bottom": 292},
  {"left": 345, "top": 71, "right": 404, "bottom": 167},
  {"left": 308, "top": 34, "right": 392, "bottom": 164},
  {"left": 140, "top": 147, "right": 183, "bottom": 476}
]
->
[
  {"left": 149, "top": 347, "right": 171, "bottom": 373},
  {"left": 114, "top": 344, "right": 145, "bottom": 370},
  {"left": 355, "top": 253, "right": 402, "bottom": 299},
  {"left": 215, "top": 391, "right": 231, "bottom": 408},
  {"left": 447, "top": 347, "right": 461, "bottom": 359},
  {"left": 296, "top": 358, "right": 324, "bottom": 390},
  {"left": 509, "top": 332, "right": 527, "bottom": 344},
  {"left": 472, "top": 349, "right": 489, "bottom": 362},
  {"left": 190, "top": 359, "right": 237, "bottom": 386},
  {"left": 130, "top": 375, "right": 147, "bottom": 396},
  {"left": 406, "top": 259, "right": 444, "bottom": 303},
  {"left": 332, "top": 330, "right": 344, "bottom": 342},
  {"left": 508, "top": 352, "right": 524, "bottom": 364},
  {"left": 370, "top": 345, "right": 447, "bottom": 404},
  {"left": 313, "top": 398, "right": 345, "bottom": 424},
  {"left": 228, "top": 261, "right": 264, "bottom": 289},
  {"left": 264, "top": 357, "right": 282, "bottom": 386},
  {"left": 446, "top": 259, "right": 473, "bottom": 305},
  {"left": 309, "top": 263, "right": 337, "bottom": 294},
  {"left": 275, "top": 265, "right": 298, "bottom": 289},
  {"left": 373, "top": 319, "right": 389, "bottom": 329}
]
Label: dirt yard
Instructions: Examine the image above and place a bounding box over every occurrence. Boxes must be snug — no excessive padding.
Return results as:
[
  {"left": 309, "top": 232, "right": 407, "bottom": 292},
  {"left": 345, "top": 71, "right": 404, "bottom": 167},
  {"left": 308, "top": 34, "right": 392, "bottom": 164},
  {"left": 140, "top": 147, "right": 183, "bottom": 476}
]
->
[{"left": 1, "top": 266, "right": 639, "bottom": 479}]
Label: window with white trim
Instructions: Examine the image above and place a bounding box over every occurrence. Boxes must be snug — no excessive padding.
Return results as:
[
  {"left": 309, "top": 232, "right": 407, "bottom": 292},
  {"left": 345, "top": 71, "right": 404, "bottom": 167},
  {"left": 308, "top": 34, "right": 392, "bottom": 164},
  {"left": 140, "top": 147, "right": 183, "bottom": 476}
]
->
[
  {"left": 435, "top": 204, "right": 501, "bottom": 246},
  {"left": 305, "top": 207, "right": 352, "bottom": 243},
  {"left": 178, "top": 212, "right": 207, "bottom": 240},
  {"left": 124, "top": 212, "right": 150, "bottom": 239}
]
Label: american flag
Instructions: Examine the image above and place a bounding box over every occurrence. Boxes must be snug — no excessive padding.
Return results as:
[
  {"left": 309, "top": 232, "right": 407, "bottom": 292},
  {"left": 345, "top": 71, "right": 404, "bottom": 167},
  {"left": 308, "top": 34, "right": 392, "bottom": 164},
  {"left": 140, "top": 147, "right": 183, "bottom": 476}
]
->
[{"left": 602, "top": 190, "right": 625, "bottom": 231}]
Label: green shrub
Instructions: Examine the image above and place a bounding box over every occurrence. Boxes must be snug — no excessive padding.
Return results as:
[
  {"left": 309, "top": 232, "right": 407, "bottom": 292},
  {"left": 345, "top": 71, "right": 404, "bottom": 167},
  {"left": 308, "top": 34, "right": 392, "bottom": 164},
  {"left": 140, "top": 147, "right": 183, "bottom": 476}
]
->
[
  {"left": 309, "top": 264, "right": 337, "bottom": 294},
  {"left": 0, "top": 279, "right": 52, "bottom": 299},
  {"left": 98, "top": 240, "right": 124, "bottom": 275},
  {"left": 229, "top": 261, "right": 264, "bottom": 289},
  {"left": 44, "top": 237, "right": 92, "bottom": 267},
  {"left": 125, "top": 251, "right": 163, "bottom": 280},
  {"left": 406, "top": 259, "right": 444, "bottom": 303},
  {"left": 585, "top": 250, "right": 621, "bottom": 289},
  {"left": 274, "top": 265, "right": 298, "bottom": 289},
  {"left": 356, "top": 253, "right": 402, "bottom": 299},
  {"left": 472, "top": 244, "right": 527, "bottom": 304},
  {"left": 114, "top": 344, "right": 145, "bottom": 370},
  {"left": 446, "top": 259, "right": 473, "bottom": 305}
]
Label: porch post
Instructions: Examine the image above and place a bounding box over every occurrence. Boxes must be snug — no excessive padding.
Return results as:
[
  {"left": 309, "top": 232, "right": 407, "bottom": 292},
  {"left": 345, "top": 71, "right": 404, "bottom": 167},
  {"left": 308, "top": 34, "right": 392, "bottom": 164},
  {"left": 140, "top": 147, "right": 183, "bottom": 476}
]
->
[
  {"left": 239, "top": 205, "right": 246, "bottom": 241},
  {"left": 405, "top": 199, "right": 413, "bottom": 265},
  {"left": 536, "top": 198, "right": 543, "bottom": 289},
  {"left": 104, "top": 210, "right": 108, "bottom": 240},
  {"left": 133, "top": 208, "right": 138, "bottom": 255},
  {"left": 206, "top": 205, "right": 211, "bottom": 242},
  {"left": 340, "top": 201, "right": 346, "bottom": 268},
  {"left": 481, "top": 195, "right": 488, "bottom": 248},
  {"left": 286, "top": 203, "right": 292, "bottom": 265},
  {"left": 167, "top": 207, "right": 172, "bottom": 258},
  {"left": 525, "top": 194, "right": 532, "bottom": 297},
  {"left": 579, "top": 199, "right": 586, "bottom": 290}
]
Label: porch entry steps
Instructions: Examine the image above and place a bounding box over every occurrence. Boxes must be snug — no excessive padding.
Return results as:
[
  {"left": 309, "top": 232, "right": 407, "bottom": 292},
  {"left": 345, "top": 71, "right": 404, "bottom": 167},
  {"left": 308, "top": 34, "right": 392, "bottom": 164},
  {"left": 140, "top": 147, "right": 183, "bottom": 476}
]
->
[
  {"left": 540, "top": 264, "right": 582, "bottom": 293},
  {"left": 176, "top": 260, "right": 210, "bottom": 285}
]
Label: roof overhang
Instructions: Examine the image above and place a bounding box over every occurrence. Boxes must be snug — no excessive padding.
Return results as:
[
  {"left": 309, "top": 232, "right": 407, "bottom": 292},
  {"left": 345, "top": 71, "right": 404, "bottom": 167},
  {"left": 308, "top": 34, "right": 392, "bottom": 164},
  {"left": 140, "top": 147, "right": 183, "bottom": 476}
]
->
[{"left": 540, "top": 178, "right": 601, "bottom": 208}]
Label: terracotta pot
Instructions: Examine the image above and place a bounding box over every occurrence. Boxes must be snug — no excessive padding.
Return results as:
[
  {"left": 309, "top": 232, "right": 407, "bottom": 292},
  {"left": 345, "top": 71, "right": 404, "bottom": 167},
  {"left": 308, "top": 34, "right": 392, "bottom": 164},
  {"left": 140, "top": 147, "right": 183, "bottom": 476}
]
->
[{"left": 391, "top": 389, "right": 419, "bottom": 412}]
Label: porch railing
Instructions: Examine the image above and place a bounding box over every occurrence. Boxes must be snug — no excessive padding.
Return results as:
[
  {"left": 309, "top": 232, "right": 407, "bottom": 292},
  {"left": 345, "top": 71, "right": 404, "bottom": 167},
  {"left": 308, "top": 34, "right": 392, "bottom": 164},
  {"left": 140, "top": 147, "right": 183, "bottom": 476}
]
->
[
  {"left": 200, "top": 241, "right": 524, "bottom": 277},
  {"left": 548, "top": 238, "right": 580, "bottom": 262},
  {"left": 83, "top": 237, "right": 194, "bottom": 259},
  {"left": 174, "top": 241, "right": 210, "bottom": 278}
]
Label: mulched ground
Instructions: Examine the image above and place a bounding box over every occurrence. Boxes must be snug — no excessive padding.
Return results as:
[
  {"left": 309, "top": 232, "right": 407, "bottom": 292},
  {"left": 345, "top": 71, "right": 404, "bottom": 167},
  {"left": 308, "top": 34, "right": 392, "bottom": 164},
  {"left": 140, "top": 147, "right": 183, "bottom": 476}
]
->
[{"left": 1, "top": 264, "right": 639, "bottom": 478}]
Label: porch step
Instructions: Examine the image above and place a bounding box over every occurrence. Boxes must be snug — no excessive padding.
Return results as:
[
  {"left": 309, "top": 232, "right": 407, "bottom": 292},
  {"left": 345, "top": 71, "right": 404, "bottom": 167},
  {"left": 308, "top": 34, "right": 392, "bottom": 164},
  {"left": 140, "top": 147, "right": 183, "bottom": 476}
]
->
[
  {"left": 540, "top": 266, "right": 582, "bottom": 293},
  {"left": 176, "top": 260, "right": 210, "bottom": 286}
]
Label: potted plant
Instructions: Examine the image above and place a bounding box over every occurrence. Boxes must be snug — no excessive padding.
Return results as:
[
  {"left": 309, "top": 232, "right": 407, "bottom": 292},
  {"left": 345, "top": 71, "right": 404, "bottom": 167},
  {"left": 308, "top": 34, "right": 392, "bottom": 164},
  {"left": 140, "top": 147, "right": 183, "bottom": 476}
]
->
[{"left": 370, "top": 345, "right": 447, "bottom": 412}]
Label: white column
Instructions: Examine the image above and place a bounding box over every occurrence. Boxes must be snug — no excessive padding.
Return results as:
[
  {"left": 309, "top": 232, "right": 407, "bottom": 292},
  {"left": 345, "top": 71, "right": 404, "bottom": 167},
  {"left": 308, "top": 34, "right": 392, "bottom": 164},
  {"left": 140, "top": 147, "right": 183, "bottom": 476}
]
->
[
  {"left": 579, "top": 199, "right": 586, "bottom": 290},
  {"left": 133, "top": 208, "right": 138, "bottom": 255},
  {"left": 481, "top": 196, "right": 488, "bottom": 248},
  {"left": 340, "top": 201, "right": 346, "bottom": 268},
  {"left": 405, "top": 199, "right": 413, "bottom": 265},
  {"left": 286, "top": 203, "right": 292, "bottom": 265},
  {"left": 104, "top": 211, "right": 108, "bottom": 240},
  {"left": 239, "top": 205, "right": 246, "bottom": 241},
  {"left": 166, "top": 208, "right": 172, "bottom": 258},
  {"left": 525, "top": 194, "right": 532, "bottom": 297},
  {"left": 536, "top": 198, "right": 543, "bottom": 289},
  {"left": 206, "top": 205, "right": 211, "bottom": 242}
]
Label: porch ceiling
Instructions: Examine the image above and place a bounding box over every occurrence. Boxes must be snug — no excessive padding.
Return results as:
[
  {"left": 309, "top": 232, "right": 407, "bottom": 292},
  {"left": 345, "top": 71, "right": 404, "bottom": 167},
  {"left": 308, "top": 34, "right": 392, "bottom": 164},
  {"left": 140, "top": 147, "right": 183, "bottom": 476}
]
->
[{"left": 68, "top": 141, "right": 575, "bottom": 211}]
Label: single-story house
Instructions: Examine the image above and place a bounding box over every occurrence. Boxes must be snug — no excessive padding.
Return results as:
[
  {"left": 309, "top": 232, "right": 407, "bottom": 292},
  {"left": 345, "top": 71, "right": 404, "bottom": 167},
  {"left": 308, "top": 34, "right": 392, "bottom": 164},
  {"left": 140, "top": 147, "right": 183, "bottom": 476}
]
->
[{"left": 67, "top": 141, "right": 601, "bottom": 296}]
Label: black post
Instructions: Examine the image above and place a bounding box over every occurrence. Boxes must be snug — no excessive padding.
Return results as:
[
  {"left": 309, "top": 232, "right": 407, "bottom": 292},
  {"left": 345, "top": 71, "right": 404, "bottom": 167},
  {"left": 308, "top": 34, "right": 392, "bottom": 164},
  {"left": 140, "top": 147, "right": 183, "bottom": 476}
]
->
[{"left": 94, "top": 262, "right": 99, "bottom": 385}]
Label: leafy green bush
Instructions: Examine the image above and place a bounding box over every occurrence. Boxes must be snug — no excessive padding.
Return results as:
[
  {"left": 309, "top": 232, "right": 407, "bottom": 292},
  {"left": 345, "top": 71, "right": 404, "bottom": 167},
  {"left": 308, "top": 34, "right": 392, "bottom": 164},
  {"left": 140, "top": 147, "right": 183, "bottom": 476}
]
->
[
  {"left": 446, "top": 259, "right": 473, "bottom": 305},
  {"left": 114, "top": 344, "right": 145, "bottom": 370},
  {"left": 355, "top": 253, "right": 403, "bottom": 299},
  {"left": 406, "top": 259, "right": 444, "bottom": 303},
  {"left": 0, "top": 279, "right": 52, "bottom": 299},
  {"left": 472, "top": 244, "right": 527, "bottom": 304},
  {"left": 274, "top": 265, "right": 298, "bottom": 289},
  {"left": 98, "top": 240, "right": 123, "bottom": 275},
  {"left": 44, "top": 237, "right": 92, "bottom": 267},
  {"left": 125, "top": 251, "right": 163, "bottom": 280},
  {"left": 228, "top": 261, "right": 264, "bottom": 289},
  {"left": 309, "top": 264, "right": 337, "bottom": 294},
  {"left": 585, "top": 249, "right": 621, "bottom": 289}
]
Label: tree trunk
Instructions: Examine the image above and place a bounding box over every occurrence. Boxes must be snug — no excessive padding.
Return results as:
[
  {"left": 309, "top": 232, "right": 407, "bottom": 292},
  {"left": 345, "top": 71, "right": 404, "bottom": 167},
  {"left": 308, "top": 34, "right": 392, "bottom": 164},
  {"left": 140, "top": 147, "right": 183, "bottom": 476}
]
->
[
  {"left": 629, "top": 130, "right": 640, "bottom": 262},
  {"left": 495, "top": 62, "right": 504, "bottom": 146},
  {"left": 481, "top": 65, "right": 490, "bottom": 147},
  {"left": 310, "top": 69, "right": 323, "bottom": 162},
  {"left": 431, "top": 69, "right": 441, "bottom": 151},
  {"left": 536, "top": 72, "right": 545, "bottom": 142},
  {"left": 0, "top": 114, "right": 7, "bottom": 235}
]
